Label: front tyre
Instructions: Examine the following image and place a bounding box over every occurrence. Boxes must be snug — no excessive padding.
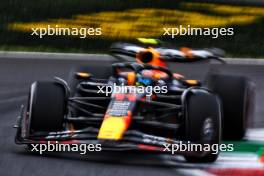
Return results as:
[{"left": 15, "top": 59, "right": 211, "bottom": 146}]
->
[
  {"left": 183, "top": 88, "right": 221, "bottom": 163},
  {"left": 28, "top": 81, "right": 66, "bottom": 133}
]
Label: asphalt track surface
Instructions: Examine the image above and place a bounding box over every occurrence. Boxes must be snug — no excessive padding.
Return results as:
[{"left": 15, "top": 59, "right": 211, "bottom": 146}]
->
[{"left": 0, "top": 54, "right": 263, "bottom": 176}]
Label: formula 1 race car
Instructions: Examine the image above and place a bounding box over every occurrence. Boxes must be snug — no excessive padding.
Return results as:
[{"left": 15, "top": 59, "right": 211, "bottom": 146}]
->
[{"left": 14, "top": 39, "right": 255, "bottom": 163}]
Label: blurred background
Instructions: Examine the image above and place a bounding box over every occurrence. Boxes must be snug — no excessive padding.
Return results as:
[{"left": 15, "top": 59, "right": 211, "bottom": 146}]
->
[
  {"left": 0, "top": 1, "right": 264, "bottom": 175},
  {"left": 0, "top": 0, "right": 263, "bottom": 57}
]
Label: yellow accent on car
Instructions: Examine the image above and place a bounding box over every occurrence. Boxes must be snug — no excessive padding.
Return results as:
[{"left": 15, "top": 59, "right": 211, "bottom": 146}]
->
[
  {"left": 127, "top": 72, "right": 136, "bottom": 86},
  {"left": 137, "top": 38, "right": 159, "bottom": 45},
  {"left": 98, "top": 117, "right": 126, "bottom": 140},
  {"left": 76, "top": 72, "right": 90, "bottom": 78},
  {"left": 186, "top": 80, "right": 198, "bottom": 85}
]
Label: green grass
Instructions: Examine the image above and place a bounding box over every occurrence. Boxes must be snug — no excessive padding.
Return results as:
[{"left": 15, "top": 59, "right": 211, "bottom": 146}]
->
[
  {"left": 224, "top": 140, "right": 264, "bottom": 156},
  {"left": 0, "top": 0, "right": 264, "bottom": 57}
]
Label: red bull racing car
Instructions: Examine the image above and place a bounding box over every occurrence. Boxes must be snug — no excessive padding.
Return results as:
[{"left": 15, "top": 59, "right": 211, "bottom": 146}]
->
[{"left": 15, "top": 39, "right": 255, "bottom": 163}]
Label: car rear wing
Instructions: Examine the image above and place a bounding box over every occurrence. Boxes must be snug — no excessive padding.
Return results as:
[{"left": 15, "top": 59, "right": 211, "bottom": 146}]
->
[{"left": 110, "top": 40, "right": 226, "bottom": 64}]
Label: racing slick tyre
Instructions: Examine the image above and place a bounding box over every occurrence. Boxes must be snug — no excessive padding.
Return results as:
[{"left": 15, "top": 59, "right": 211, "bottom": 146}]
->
[
  {"left": 206, "top": 74, "right": 255, "bottom": 140},
  {"left": 28, "top": 81, "right": 66, "bottom": 132},
  {"left": 68, "top": 65, "right": 113, "bottom": 96},
  {"left": 183, "top": 88, "right": 221, "bottom": 163}
]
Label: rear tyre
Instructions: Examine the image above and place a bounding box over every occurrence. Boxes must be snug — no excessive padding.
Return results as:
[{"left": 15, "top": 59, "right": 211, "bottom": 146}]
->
[
  {"left": 183, "top": 88, "right": 221, "bottom": 163},
  {"left": 28, "top": 81, "right": 66, "bottom": 132},
  {"left": 206, "top": 74, "right": 255, "bottom": 140}
]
